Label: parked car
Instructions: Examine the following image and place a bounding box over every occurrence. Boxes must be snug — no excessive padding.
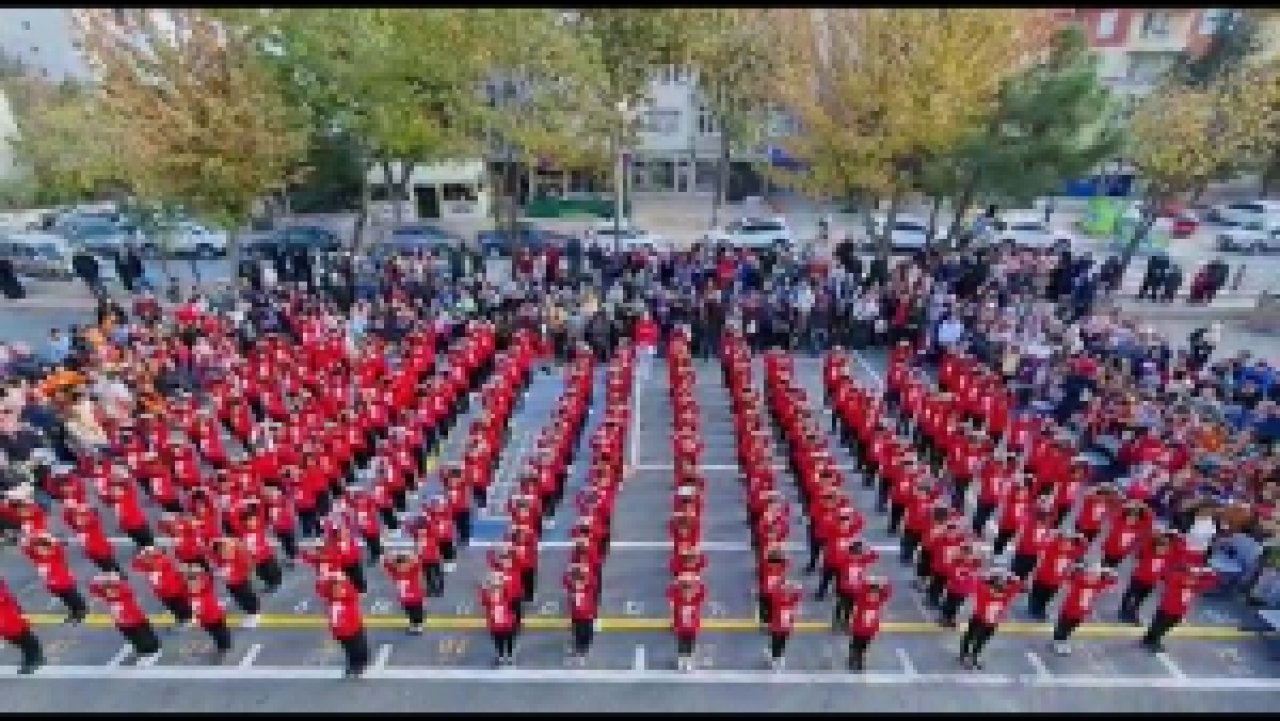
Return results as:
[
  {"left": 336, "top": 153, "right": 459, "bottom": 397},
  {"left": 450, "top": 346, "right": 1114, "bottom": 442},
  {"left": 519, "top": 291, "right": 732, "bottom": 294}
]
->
[
  {"left": 1207, "top": 200, "right": 1280, "bottom": 226},
  {"left": 375, "top": 224, "right": 463, "bottom": 255},
  {"left": 1215, "top": 220, "right": 1280, "bottom": 253},
  {"left": 63, "top": 221, "right": 139, "bottom": 258},
  {"left": 991, "top": 213, "right": 1074, "bottom": 251},
  {"left": 139, "top": 221, "right": 229, "bottom": 259},
  {"left": 589, "top": 219, "right": 668, "bottom": 252},
  {"left": 1171, "top": 211, "right": 1200, "bottom": 238},
  {"left": 242, "top": 225, "right": 343, "bottom": 257},
  {"left": 868, "top": 214, "right": 941, "bottom": 252},
  {"left": 705, "top": 217, "right": 794, "bottom": 250},
  {"left": 476, "top": 222, "right": 571, "bottom": 257},
  {"left": 0, "top": 231, "right": 75, "bottom": 280}
]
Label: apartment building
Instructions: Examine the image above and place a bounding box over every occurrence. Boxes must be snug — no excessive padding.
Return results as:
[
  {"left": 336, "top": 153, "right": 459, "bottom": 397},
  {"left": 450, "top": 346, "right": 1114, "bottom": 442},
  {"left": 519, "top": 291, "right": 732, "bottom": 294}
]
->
[{"left": 1058, "top": 8, "right": 1231, "bottom": 95}]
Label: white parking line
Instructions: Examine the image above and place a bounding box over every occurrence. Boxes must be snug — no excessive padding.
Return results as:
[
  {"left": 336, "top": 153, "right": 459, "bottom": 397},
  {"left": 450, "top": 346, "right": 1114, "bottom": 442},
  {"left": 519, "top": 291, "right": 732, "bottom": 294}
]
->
[
  {"left": 239, "top": 643, "right": 263, "bottom": 669},
  {"left": 374, "top": 644, "right": 394, "bottom": 670},
  {"left": 849, "top": 350, "right": 885, "bottom": 388},
  {"left": 1025, "top": 651, "right": 1051, "bottom": 679},
  {"left": 1155, "top": 652, "right": 1188, "bottom": 680},
  {"left": 105, "top": 645, "right": 131, "bottom": 668},
  {"left": 895, "top": 648, "right": 917, "bottom": 677},
  {"left": 16, "top": 666, "right": 1280, "bottom": 689},
  {"left": 633, "top": 645, "right": 646, "bottom": 671}
]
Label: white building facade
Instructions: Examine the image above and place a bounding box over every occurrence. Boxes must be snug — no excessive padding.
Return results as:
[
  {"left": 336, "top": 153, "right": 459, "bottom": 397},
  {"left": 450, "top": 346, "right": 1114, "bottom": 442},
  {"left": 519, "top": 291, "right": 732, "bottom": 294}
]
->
[{"left": 365, "top": 160, "right": 491, "bottom": 224}]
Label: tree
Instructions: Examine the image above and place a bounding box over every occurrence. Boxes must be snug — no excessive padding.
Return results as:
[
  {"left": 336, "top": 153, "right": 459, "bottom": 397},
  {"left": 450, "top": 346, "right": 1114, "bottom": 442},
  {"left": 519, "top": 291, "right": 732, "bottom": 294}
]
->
[
  {"left": 246, "top": 9, "right": 491, "bottom": 241},
  {"left": 75, "top": 8, "right": 308, "bottom": 281},
  {"left": 1171, "top": 11, "right": 1261, "bottom": 88},
  {"left": 678, "top": 9, "right": 778, "bottom": 226},
  {"left": 930, "top": 24, "right": 1124, "bottom": 241},
  {"left": 478, "top": 9, "right": 614, "bottom": 251},
  {"left": 770, "top": 9, "right": 1052, "bottom": 259}
]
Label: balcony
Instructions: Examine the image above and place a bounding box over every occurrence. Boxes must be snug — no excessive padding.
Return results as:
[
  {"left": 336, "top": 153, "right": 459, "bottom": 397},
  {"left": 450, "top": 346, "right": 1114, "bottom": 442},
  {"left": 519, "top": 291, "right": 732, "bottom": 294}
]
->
[{"left": 1127, "top": 10, "right": 1192, "bottom": 52}]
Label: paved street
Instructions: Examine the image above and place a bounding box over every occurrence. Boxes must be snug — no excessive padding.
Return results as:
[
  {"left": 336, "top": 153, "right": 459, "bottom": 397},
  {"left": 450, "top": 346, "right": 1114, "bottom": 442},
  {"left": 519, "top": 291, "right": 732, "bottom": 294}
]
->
[{"left": 1, "top": 348, "right": 1277, "bottom": 711}]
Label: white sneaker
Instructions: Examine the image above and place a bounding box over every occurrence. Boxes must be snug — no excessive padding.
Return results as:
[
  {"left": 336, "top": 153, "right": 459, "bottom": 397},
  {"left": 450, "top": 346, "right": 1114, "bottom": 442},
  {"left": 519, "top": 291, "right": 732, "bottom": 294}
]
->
[
  {"left": 1053, "top": 642, "right": 1071, "bottom": 656},
  {"left": 242, "top": 614, "right": 261, "bottom": 629},
  {"left": 444, "top": 562, "right": 457, "bottom": 573}
]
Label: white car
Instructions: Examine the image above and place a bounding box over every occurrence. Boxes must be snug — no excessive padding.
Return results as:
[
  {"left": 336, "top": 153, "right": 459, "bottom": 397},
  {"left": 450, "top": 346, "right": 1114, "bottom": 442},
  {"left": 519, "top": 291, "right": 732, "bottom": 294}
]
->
[
  {"left": 706, "top": 217, "right": 794, "bottom": 250},
  {"left": 1215, "top": 219, "right": 1280, "bottom": 253},
  {"left": 140, "top": 221, "right": 229, "bottom": 258},
  {"left": 869, "top": 213, "right": 941, "bottom": 252},
  {"left": 1208, "top": 199, "right": 1280, "bottom": 226},
  {"left": 991, "top": 213, "right": 1074, "bottom": 250},
  {"left": 589, "top": 221, "right": 667, "bottom": 252}
]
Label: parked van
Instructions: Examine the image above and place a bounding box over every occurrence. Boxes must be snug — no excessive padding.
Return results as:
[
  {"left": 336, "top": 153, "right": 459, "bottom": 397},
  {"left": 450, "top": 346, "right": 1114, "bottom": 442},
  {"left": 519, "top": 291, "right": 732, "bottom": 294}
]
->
[{"left": 0, "top": 231, "right": 75, "bottom": 280}]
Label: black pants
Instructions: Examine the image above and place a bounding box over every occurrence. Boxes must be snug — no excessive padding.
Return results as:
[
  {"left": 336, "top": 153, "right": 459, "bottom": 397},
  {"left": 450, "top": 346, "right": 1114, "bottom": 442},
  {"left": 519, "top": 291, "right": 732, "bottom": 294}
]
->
[
  {"left": 202, "top": 617, "right": 232, "bottom": 650},
  {"left": 847, "top": 633, "right": 872, "bottom": 669},
  {"left": 491, "top": 629, "right": 515, "bottom": 658},
  {"left": 440, "top": 540, "right": 456, "bottom": 563},
  {"left": 1142, "top": 609, "right": 1181, "bottom": 647},
  {"left": 121, "top": 621, "right": 161, "bottom": 655},
  {"left": 972, "top": 501, "right": 996, "bottom": 537},
  {"left": 379, "top": 507, "right": 399, "bottom": 531},
  {"left": 277, "top": 531, "right": 298, "bottom": 560},
  {"left": 940, "top": 591, "right": 964, "bottom": 625},
  {"left": 424, "top": 562, "right": 444, "bottom": 596},
  {"left": 521, "top": 567, "right": 536, "bottom": 603},
  {"left": 256, "top": 558, "right": 283, "bottom": 591},
  {"left": 89, "top": 555, "right": 122, "bottom": 574},
  {"left": 889, "top": 503, "right": 906, "bottom": 535},
  {"left": 899, "top": 529, "right": 920, "bottom": 564},
  {"left": 1052, "top": 616, "right": 1082, "bottom": 642},
  {"left": 676, "top": 633, "right": 696, "bottom": 657},
  {"left": 454, "top": 511, "right": 471, "bottom": 547},
  {"left": 769, "top": 631, "right": 789, "bottom": 659},
  {"left": 160, "top": 595, "right": 194, "bottom": 624},
  {"left": 343, "top": 561, "right": 368, "bottom": 593},
  {"left": 339, "top": 629, "right": 371, "bottom": 674},
  {"left": 1119, "top": 579, "right": 1154, "bottom": 620},
  {"left": 125, "top": 525, "right": 156, "bottom": 549},
  {"left": 914, "top": 547, "right": 933, "bottom": 580},
  {"left": 511, "top": 600, "right": 524, "bottom": 635},
  {"left": 7, "top": 628, "right": 43, "bottom": 667},
  {"left": 571, "top": 618, "right": 594, "bottom": 655},
  {"left": 993, "top": 528, "right": 1015, "bottom": 557},
  {"left": 227, "top": 581, "right": 261, "bottom": 615},
  {"left": 1028, "top": 581, "right": 1059, "bottom": 617},
  {"left": 364, "top": 534, "right": 383, "bottom": 564},
  {"left": 1010, "top": 552, "right": 1037, "bottom": 582},
  {"left": 404, "top": 601, "right": 424, "bottom": 626},
  {"left": 926, "top": 573, "right": 946, "bottom": 607},
  {"left": 959, "top": 619, "right": 996, "bottom": 659},
  {"left": 54, "top": 587, "right": 88, "bottom": 618},
  {"left": 817, "top": 567, "right": 836, "bottom": 599}
]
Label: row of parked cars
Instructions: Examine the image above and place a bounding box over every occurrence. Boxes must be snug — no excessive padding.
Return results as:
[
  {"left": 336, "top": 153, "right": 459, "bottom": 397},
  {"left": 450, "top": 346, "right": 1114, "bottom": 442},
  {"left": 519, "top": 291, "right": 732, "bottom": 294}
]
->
[{"left": 1208, "top": 200, "right": 1280, "bottom": 254}]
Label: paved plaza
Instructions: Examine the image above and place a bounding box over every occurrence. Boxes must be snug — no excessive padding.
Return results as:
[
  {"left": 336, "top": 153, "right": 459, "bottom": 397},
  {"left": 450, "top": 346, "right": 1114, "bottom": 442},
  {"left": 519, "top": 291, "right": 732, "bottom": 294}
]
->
[{"left": 1, "top": 347, "right": 1277, "bottom": 711}]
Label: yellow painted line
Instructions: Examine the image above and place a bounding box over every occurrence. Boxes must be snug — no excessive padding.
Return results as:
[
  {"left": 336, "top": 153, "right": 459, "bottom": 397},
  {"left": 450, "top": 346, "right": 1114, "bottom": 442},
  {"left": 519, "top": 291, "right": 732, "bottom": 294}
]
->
[{"left": 25, "top": 614, "right": 1257, "bottom": 639}]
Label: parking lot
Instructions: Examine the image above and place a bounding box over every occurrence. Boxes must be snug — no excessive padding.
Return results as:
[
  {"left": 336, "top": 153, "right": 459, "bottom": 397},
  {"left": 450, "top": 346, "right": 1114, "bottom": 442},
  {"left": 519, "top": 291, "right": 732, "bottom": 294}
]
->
[{"left": 2, "top": 346, "right": 1277, "bottom": 711}]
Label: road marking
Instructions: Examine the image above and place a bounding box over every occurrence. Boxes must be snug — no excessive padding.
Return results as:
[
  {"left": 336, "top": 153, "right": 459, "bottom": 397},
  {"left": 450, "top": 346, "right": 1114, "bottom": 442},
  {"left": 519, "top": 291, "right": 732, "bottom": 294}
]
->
[
  {"left": 633, "top": 644, "right": 646, "bottom": 671},
  {"left": 895, "top": 648, "right": 917, "bottom": 677},
  {"left": 1155, "top": 652, "right": 1188, "bottom": 680},
  {"left": 627, "top": 364, "right": 640, "bottom": 471},
  {"left": 1025, "top": 651, "right": 1051, "bottom": 679},
  {"left": 14, "top": 666, "right": 1280, "bottom": 688},
  {"left": 849, "top": 350, "right": 885, "bottom": 388},
  {"left": 106, "top": 645, "right": 131, "bottom": 668},
  {"left": 22, "top": 613, "right": 1252, "bottom": 639},
  {"left": 374, "top": 643, "right": 394, "bottom": 670},
  {"left": 631, "top": 464, "right": 854, "bottom": 472},
  {"left": 239, "top": 643, "right": 263, "bottom": 668},
  {"left": 136, "top": 651, "right": 162, "bottom": 668}
]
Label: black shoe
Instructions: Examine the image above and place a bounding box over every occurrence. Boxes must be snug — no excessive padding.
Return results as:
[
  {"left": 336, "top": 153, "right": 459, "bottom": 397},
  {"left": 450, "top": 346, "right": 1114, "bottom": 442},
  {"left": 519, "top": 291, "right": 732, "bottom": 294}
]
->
[
  {"left": 17, "top": 656, "right": 45, "bottom": 675},
  {"left": 970, "top": 657, "right": 984, "bottom": 670},
  {"left": 813, "top": 593, "right": 826, "bottom": 602}
]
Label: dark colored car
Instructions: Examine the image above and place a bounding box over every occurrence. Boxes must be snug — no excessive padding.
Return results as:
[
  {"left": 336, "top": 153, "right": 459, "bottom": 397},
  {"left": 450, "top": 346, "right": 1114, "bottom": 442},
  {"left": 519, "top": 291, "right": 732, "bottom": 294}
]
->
[
  {"left": 375, "top": 224, "right": 463, "bottom": 255},
  {"left": 242, "top": 225, "right": 343, "bottom": 258},
  {"left": 476, "top": 222, "right": 571, "bottom": 257}
]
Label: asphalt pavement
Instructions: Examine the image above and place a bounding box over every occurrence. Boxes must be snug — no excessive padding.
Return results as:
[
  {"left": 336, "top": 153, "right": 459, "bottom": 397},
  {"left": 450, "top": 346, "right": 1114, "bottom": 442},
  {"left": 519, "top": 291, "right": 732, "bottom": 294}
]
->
[{"left": 1, "top": 347, "right": 1277, "bottom": 711}]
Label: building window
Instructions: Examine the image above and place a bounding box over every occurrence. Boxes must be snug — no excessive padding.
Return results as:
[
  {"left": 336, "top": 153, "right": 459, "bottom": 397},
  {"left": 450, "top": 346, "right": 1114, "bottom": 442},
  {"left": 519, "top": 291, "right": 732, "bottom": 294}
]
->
[
  {"left": 442, "top": 183, "right": 477, "bottom": 202},
  {"left": 1139, "top": 11, "right": 1171, "bottom": 40},
  {"left": 21, "top": 20, "right": 30, "bottom": 31},
  {"left": 29, "top": 45, "right": 39, "bottom": 54},
  {"left": 1200, "top": 9, "right": 1232, "bottom": 35},
  {"left": 1096, "top": 10, "right": 1118, "bottom": 40},
  {"left": 694, "top": 160, "right": 719, "bottom": 192},
  {"left": 641, "top": 108, "right": 680, "bottom": 135},
  {"left": 697, "top": 105, "right": 718, "bottom": 135}
]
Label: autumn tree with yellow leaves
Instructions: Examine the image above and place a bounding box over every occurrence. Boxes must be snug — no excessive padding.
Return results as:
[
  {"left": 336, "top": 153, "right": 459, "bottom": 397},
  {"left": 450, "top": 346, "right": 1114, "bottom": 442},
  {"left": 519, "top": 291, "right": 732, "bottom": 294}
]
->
[
  {"left": 74, "top": 8, "right": 308, "bottom": 278},
  {"left": 770, "top": 8, "right": 1052, "bottom": 259}
]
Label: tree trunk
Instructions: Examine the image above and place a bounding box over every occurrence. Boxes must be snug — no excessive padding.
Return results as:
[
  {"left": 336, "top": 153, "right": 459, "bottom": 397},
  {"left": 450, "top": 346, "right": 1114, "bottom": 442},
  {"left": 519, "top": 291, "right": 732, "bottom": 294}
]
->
[
  {"left": 924, "top": 195, "right": 942, "bottom": 251},
  {"left": 227, "top": 226, "right": 241, "bottom": 292},
  {"left": 1118, "top": 193, "right": 1160, "bottom": 275},
  {"left": 877, "top": 190, "right": 902, "bottom": 262},
  {"left": 380, "top": 161, "right": 397, "bottom": 229},
  {"left": 861, "top": 192, "right": 879, "bottom": 250},
  {"left": 393, "top": 161, "right": 416, "bottom": 226},
  {"left": 351, "top": 141, "right": 372, "bottom": 253},
  {"left": 507, "top": 157, "right": 521, "bottom": 256},
  {"left": 946, "top": 177, "right": 977, "bottom": 243},
  {"left": 713, "top": 125, "right": 731, "bottom": 229}
]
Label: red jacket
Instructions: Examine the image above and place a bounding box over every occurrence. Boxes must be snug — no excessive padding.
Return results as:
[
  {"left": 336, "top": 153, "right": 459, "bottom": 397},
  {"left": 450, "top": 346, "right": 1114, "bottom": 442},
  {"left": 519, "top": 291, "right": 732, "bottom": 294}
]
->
[
  {"left": 382, "top": 557, "right": 425, "bottom": 605},
  {"left": 567, "top": 581, "right": 599, "bottom": 621},
  {"left": 970, "top": 578, "right": 1023, "bottom": 625},
  {"left": 212, "top": 546, "right": 254, "bottom": 586},
  {"left": 22, "top": 539, "right": 77, "bottom": 592},
  {"left": 480, "top": 586, "right": 515, "bottom": 632},
  {"left": 63, "top": 507, "right": 114, "bottom": 561},
  {"left": 317, "top": 576, "right": 364, "bottom": 639},
  {"left": 131, "top": 551, "right": 187, "bottom": 600},
  {"left": 186, "top": 570, "right": 226, "bottom": 626},
  {"left": 88, "top": 580, "right": 148, "bottom": 628},
  {"left": 667, "top": 581, "right": 706, "bottom": 636},
  {"left": 1156, "top": 567, "right": 1217, "bottom": 617},
  {"left": 0, "top": 584, "right": 30, "bottom": 640},
  {"left": 1058, "top": 570, "right": 1118, "bottom": 621},
  {"left": 849, "top": 585, "right": 892, "bottom": 638},
  {"left": 767, "top": 586, "right": 801, "bottom": 635},
  {"left": 1032, "top": 536, "right": 1088, "bottom": 587}
]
